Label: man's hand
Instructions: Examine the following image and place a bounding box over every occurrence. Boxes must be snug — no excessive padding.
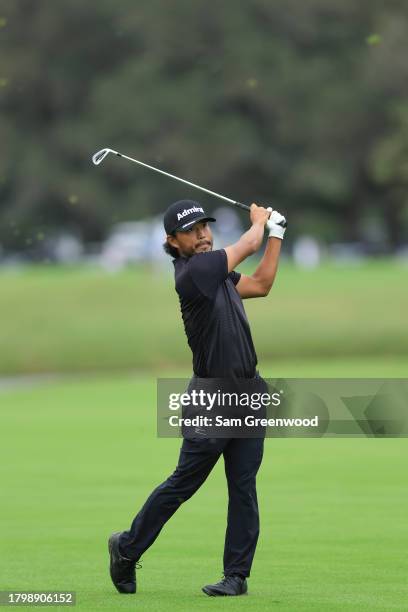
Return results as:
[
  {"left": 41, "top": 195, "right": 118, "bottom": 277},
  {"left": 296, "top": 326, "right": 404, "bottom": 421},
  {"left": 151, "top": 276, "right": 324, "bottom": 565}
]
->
[
  {"left": 266, "top": 207, "right": 286, "bottom": 240},
  {"left": 250, "top": 203, "right": 270, "bottom": 227},
  {"left": 224, "top": 203, "right": 269, "bottom": 272}
]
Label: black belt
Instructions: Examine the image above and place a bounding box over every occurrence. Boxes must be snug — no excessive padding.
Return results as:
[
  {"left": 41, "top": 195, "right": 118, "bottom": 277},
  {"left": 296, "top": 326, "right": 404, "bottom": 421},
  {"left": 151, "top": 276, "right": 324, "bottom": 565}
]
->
[{"left": 192, "top": 369, "right": 261, "bottom": 381}]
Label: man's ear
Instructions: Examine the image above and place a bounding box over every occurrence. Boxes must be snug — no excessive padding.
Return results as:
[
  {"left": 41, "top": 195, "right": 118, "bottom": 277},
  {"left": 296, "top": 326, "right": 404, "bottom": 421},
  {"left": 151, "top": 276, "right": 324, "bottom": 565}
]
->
[{"left": 167, "top": 234, "right": 179, "bottom": 249}]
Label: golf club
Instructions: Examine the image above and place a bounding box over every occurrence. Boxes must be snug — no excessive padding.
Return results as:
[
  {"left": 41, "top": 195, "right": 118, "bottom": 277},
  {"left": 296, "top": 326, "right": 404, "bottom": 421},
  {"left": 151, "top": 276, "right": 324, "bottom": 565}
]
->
[{"left": 92, "top": 147, "right": 287, "bottom": 227}]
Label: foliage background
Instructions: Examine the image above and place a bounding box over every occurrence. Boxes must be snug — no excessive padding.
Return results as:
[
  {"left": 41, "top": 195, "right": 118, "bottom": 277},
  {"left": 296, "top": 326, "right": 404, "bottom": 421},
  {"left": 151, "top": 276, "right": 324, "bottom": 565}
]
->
[{"left": 1, "top": 0, "right": 408, "bottom": 253}]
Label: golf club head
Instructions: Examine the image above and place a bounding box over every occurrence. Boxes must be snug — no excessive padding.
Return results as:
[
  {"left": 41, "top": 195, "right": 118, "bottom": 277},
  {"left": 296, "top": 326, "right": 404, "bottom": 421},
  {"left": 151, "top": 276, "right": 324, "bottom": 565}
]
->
[{"left": 92, "top": 148, "right": 116, "bottom": 165}]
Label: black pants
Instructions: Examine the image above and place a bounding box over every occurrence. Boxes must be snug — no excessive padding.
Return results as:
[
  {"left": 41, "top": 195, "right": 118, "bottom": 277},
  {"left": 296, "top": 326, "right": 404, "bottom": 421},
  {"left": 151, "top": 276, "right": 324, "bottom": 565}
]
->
[{"left": 119, "top": 436, "right": 264, "bottom": 578}]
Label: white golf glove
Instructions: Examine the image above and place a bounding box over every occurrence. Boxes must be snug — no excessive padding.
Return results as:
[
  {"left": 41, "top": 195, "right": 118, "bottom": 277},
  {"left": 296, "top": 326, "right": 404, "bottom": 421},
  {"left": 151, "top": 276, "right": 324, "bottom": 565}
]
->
[{"left": 266, "top": 207, "right": 287, "bottom": 240}]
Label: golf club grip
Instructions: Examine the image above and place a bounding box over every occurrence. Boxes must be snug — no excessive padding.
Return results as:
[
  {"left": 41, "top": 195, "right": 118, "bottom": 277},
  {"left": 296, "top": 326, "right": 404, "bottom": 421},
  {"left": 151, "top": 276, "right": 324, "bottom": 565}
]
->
[
  {"left": 236, "top": 200, "right": 287, "bottom": 228},
  {"left": 234, "top": 201, "right": 251, "bottom": 212}
]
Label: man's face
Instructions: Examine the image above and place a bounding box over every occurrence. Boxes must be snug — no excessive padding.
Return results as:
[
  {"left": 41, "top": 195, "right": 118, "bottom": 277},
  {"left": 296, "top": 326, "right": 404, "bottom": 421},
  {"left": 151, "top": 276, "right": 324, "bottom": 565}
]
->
[{"left": 168, "top": 221, "right": 213, "bottom": 257}]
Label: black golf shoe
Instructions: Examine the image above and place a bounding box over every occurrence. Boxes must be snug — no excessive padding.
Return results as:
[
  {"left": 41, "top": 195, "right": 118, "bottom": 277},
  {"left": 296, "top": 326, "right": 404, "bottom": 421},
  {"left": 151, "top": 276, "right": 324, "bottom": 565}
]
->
[
  {"left": 108, "top": 532, "right": 139, "bottom": 594},
  {"left": 202, "top": 574, "right": 248, "bottom": 596}
]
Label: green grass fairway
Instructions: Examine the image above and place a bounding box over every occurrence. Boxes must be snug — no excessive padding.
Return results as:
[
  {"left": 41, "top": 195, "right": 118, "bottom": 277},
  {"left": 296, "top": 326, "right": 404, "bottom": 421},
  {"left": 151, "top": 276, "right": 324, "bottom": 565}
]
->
[
  {"left": 1, "top": 260, "right": 407, "bottom": 375},
  {"left": 1, "top": 366, "right": 407, "bottom": 611}
]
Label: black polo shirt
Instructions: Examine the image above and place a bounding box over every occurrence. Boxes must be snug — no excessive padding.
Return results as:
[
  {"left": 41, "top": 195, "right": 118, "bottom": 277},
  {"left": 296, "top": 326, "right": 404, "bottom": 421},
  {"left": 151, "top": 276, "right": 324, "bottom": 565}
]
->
[{"left": 173, "top": 249, "right": 257, "bottom": 378}]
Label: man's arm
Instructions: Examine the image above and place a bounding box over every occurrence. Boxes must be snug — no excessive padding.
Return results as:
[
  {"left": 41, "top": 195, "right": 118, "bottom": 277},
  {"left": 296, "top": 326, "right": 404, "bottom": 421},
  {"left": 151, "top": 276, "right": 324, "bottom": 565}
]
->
[
  {"left": 224, "top": 204, "right": 270, "bottom": 272},
  {"left": 227, "top": 207, "right": 286, "bottom": 299},
  {"left": 235, "top": 237, "right": 281, "bottom": 298}
]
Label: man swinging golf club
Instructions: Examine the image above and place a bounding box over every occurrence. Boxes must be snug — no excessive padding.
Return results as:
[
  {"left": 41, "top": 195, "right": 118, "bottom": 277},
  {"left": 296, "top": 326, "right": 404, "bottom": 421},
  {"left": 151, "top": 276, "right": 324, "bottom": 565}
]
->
[{"left": 108, "top": 198, "right": 286, "bottom": 596}]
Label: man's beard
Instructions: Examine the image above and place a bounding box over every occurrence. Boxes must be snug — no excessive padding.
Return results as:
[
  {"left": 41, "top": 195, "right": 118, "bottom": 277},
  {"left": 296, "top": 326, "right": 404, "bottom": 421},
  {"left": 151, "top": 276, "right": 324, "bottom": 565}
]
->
[
  {"left": 194, "top": 240, "right": 212, "bottom": 253},
  {"left": 181, "top": 240, "right": 213, "bottom": 257}
]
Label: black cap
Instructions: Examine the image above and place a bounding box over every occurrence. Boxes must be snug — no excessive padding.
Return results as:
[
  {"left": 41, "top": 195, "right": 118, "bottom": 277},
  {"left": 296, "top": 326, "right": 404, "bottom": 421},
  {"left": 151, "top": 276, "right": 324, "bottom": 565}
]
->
[{"left": 163, "top": 200, "right": 216, "bottom": 235}]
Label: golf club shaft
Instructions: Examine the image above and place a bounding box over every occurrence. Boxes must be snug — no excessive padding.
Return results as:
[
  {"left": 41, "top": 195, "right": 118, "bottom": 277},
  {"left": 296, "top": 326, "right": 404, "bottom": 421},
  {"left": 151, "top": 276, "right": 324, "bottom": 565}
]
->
[{"left": 93, "top": 148, "right": 250, "bottom": 212}]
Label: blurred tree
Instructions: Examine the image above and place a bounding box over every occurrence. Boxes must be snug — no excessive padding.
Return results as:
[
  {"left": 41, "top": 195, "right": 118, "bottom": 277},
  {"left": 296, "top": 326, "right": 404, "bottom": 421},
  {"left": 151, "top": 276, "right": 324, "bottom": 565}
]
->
[{"left": 0, "top": 0, "right": 407, "bottom": 252}]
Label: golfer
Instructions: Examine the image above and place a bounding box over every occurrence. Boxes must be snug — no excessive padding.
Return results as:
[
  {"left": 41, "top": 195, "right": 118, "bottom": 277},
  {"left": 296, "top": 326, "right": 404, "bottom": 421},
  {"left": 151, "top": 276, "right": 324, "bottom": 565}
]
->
[{"left": 109, "top": 199, "right": 286, "bottom": 596}]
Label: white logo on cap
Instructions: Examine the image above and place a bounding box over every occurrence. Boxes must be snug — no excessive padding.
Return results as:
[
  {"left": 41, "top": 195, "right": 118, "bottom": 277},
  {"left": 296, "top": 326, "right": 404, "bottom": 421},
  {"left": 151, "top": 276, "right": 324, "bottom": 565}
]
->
[{"left": 177, "top": 206, "right": 204, "bottom": 221}]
